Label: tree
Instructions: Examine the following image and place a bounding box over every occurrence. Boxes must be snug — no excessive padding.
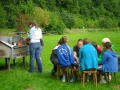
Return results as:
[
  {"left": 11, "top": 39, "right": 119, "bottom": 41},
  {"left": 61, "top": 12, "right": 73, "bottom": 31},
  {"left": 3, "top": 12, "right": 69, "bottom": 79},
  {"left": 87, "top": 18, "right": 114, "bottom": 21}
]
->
[
  {"left": 45, "top": 12, "right": 65, "bottom": 34},
  {"left": 0, "top": 0, "right": 34, "bottom": 28},
  {"left": 99, "top": 17, "right": 113, "bottom": 28},
  {"left": 0, "top": 4, "right": 7, "bottom": 28},
  {"left": 86, "top": 19, "right": 96, "bottom": 28},
  {"left": 74, "top": 16, "right": 84, "bottom": 28},
  {"left": 58, "top": 10, "right": 75, "bottom": 29},
  {"left": 46, "top": 0, "right": 56, "bottom": 11},
  {"left": 32, "top": 7, "right": 50, "bottom": 28},
  {"left": 33, "top": 0, "right": 47, "bottom": 9},
  {"left": 98, "top": 3, "right": 106, "bottom": 17},
  {"left": 15, "top": 12, "right": 31, "bottom": 32},
  {"left": 0, "top": 0, "right": 120, "bottom": 29},
  {"left": 79, "top": 0, "right": 93, "bottom": 19},
  {"left": 56, "top": 0, "right": 79, "bottom": 14},
  {"left": 118, "top": 22, "right": 120, "bottom": 27}
]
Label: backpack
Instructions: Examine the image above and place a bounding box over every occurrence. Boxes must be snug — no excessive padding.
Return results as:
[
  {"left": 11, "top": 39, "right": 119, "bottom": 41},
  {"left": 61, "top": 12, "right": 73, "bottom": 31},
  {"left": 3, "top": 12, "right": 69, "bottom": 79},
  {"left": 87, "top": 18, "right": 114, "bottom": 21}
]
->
[{"left": 50, "top": 49, "right": 59, "bottom": 65}]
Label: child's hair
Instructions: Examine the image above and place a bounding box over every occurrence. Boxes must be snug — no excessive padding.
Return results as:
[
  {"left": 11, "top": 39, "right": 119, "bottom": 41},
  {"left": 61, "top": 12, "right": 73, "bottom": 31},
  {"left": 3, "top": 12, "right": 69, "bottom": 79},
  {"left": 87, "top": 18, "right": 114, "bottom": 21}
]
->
[
  {"left": 91, "top": 41, "right": 97, "bottom": 49},
  {"left": 61, "top": 36, "right": 68, "bottom": 43},
  {"left": 104, "top": 42, "right": 112, "bottom": 51},
  {"left": 83, "top": 38, "right": 90, "bottom": 45},
  {"left": 28, "top": 21, "right": 38, "bottom": 28}
]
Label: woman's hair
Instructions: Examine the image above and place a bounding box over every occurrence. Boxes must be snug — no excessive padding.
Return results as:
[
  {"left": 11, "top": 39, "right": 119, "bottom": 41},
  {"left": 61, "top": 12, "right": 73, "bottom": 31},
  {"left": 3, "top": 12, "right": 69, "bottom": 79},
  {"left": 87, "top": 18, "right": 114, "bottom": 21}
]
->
[
  {"left": 83, "top": 38, "right": 90, "bottom": 45},
  {"left": 91, "top": 41, "right": 97, "bottom": 49},
  {"left": 28, "top": 21, "right": 38, "bottom": 28},
  {"left": 61, "top": 36, "right": 68, "bottom": 44}
]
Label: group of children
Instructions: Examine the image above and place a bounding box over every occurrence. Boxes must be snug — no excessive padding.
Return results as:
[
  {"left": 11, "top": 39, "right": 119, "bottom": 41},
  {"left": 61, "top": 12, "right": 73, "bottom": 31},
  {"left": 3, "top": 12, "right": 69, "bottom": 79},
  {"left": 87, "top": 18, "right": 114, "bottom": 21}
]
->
[{"left": 50, "top": 36, "right": 119, "bottom": 83}]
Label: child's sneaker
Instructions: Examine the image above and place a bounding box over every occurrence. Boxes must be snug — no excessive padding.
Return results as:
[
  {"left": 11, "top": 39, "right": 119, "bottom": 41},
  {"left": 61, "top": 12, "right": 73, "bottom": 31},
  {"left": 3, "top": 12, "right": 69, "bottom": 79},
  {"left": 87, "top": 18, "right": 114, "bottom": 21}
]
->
[
  {"left": 86, "top": 79, "right": 89, "bottom": 82},
  {"left": 70, "top": 77, "right": 76, "bottom": 82},
  {"left": 99, "top": 79, "right": 106, "bottom": 83},
  {"left": 107, "top": 75, "right": 111, "bottom": 82}
]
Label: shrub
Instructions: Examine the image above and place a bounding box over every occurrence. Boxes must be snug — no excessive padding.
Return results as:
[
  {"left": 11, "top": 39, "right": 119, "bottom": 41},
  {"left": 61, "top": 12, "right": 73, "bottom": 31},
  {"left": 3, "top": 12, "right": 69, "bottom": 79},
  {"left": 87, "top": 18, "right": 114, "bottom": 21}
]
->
[
  {"left": 44, "top": 12, "right": 65, "bottom": 34},
  {"left": 86, "top": 19, "right": 96, "bottom": 28},
  {"left": 58, "top": 10, "right": 75, "bottom": 29},
  {"left": 99, "top": 17, "right": 113, "bottom": 28},
  {"left": 74, "top": 16, "right": 84, "bottom": 28},
  {"left": 32, "top": 7, "right": 50, "bottom": 28}
]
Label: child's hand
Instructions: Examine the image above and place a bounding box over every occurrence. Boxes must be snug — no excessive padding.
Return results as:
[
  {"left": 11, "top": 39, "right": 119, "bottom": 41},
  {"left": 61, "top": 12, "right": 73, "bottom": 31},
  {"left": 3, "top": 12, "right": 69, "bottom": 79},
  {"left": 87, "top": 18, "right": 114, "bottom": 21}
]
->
[
  {"left": 76, "top": 61, "right": 80, "bottom": 64},
  {"left": 27, "top": 32, "right": 29, "bottom": 35}
]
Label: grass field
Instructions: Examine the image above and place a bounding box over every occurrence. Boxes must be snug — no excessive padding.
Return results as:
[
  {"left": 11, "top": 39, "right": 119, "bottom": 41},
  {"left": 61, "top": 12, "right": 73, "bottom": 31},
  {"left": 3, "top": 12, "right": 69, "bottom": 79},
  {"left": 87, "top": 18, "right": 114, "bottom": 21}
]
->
[{"left": 0, "top": 30, "right": 120, "bottom": 90}]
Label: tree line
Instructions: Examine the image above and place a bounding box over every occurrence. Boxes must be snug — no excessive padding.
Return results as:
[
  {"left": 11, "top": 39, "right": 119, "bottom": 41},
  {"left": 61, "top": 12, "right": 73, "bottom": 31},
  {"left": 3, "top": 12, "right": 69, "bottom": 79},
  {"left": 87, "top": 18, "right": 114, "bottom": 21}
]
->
[{"left": 0, "top": 0, "right": 120, "bottom": 34}]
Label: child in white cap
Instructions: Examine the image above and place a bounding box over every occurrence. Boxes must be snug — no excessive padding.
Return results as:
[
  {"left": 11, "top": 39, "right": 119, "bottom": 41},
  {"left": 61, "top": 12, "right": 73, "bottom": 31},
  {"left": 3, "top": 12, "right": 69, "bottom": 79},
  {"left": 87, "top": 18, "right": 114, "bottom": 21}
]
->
[{"left": 98, "top": 38, "right": 115, "bottom": 62}]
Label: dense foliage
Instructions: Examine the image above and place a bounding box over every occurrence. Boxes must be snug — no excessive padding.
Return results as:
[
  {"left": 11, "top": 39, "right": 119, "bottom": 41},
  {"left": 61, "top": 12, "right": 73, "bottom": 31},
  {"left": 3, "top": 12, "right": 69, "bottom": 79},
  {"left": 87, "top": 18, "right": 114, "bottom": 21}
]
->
[{"left": 0, "top": 0, "right": 120, "bottom": 34}]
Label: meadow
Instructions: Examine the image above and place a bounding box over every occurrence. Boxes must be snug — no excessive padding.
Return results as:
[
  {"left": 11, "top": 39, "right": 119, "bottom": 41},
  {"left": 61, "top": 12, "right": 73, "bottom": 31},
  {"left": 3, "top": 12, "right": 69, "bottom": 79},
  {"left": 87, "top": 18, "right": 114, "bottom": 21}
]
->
[{"left": 0, "top": 30, "right": 120, "bottom": 90}]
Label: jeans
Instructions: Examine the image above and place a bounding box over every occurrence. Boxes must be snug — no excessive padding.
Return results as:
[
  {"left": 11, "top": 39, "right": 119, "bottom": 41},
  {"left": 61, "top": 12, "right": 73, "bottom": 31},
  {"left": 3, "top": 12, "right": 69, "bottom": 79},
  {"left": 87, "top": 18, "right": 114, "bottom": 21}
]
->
[
  {"left": 40, "top": 46, "right": 43, "bottom": 60},
  {"left": 28, "top": 42, "right": 42, "bottom": 73}
]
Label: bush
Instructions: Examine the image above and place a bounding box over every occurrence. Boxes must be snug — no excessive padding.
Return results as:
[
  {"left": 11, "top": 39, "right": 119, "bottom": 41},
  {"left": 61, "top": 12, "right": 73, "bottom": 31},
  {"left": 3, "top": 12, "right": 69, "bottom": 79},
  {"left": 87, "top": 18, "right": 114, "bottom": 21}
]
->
[
  {"left": 99, "top": 17, "right": 113, "bottom": 28},
  {"left": 86, "top": 19, "right": 96, "bottom": 28},
  {"left": 32, "top": 7, "right": 50, "bottom": 28},
  {"left": 74, "top": 16, "right": 84, "bottom": 28},
  {"left": 55, "top": 20, "right": 66, "bottom": 35},
  {"left": 44, "top": 12, "right": 65, "bottom": 34},
  {"left": 58, "top": 10, "right": 75, "bottom": 29}
]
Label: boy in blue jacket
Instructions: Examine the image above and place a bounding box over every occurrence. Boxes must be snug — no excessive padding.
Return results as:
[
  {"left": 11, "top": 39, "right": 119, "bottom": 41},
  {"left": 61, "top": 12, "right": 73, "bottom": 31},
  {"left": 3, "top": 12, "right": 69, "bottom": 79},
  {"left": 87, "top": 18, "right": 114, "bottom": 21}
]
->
[{"left": 57, "top": 36, "right": 77, "bottom": 82}]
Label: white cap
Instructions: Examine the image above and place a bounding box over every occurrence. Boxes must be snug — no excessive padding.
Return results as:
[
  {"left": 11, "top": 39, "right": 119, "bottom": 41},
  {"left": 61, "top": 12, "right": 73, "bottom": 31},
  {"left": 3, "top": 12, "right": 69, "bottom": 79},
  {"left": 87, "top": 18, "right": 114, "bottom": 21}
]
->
[{"left": 102, "top": 38, "right": 111, "bottom": 43}]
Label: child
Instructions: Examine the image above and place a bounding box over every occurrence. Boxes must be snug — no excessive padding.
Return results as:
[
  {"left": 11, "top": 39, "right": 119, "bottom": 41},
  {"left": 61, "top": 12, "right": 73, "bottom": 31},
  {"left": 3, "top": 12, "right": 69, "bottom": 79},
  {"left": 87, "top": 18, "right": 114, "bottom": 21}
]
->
[
  {"left": 57, "top": 36, "right": 77, "bottom": 82},
  {"left": 98, "top": 42, "right": 118, "bottom": 83}
]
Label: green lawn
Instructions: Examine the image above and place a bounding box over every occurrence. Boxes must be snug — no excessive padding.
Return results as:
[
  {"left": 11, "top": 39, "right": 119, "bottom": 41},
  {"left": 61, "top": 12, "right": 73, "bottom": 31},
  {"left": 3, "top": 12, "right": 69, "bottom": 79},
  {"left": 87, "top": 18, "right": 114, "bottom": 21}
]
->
[{"left": 0, "top": 30, "right": 120, "bottom": 90}]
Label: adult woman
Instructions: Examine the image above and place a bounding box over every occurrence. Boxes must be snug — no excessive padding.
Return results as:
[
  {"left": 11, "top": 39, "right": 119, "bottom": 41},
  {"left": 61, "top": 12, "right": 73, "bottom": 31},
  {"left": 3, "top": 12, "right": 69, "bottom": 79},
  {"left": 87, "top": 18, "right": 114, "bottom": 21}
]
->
[
  {"left": 79, "top": 38, "right": 98, "bottom": 81},
  {"left": 79, "top": 38, "right": 98, "bottom": 71},
  {"left": 27, "top": 21, "right": 42, "bottom": 73}
]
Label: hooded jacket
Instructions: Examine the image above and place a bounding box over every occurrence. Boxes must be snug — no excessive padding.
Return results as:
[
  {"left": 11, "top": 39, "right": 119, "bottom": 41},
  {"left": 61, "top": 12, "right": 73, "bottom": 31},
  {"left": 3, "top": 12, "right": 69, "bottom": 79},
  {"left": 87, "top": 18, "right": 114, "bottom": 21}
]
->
[
  {"left": 98, "top": 50, "right": 118, "bottom": 72},
  {"left": 98, "top": 45, "right": 114, "bottom": 62},
  {"left": 79, "top": 43, "right": 98, "bottom": 71},
  {"left": 57, "top": 44, "right": 75, "bottom": 67}
]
